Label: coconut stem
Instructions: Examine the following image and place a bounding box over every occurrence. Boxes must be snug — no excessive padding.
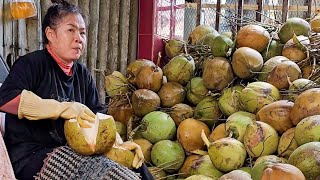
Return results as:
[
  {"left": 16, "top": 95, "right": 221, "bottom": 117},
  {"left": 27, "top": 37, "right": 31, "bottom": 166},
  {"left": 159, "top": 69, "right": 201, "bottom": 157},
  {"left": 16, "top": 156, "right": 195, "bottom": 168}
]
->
[{"left": 201, "top": 130, "right": 211, "bottom": 148}]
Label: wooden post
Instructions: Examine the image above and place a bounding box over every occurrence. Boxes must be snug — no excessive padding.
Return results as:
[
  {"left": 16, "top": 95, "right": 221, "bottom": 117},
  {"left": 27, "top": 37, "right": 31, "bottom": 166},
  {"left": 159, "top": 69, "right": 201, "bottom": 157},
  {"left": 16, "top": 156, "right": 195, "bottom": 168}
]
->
[
  {"left": 237, "top": 0, "right": 244, "bottom": 31},
  {"left": 128, "top": 0, "right": 138, "bottom": 62},
  {"left": 0, "top": 0, "right": 4, "bottom": 56},
  {"left": 108, "top": 0, "right": 120, "bottom": 72},
  {"left": 256, "top": 0, "right": 263, "bottom": 22},
  {"left": 86, "top": 0, "right": 100, "bottom": 79},
  {"left": 119, "top": 0, "right": 131, "bottom": 74},
  {"left": 18, "top": 19, "right": 27, "bottom": 55},
  {"left": 3, "top": 0, "right": 14, "bottom": 67},
  {"left": 196, "top": 0, "right": 201, "bottom": 26},
  {"left": 306, "top": 0, "right": 312, "bottom": 19},
  {"left": 78, "top": 0, "right": 89, "bottom": 65},
  {"left": 96, "top": 0, "right": 110, "bottom": 103},
  {"left": 215, "top": 0, "right": 221, "bottom": 31},
  {"left": 282, "top": 0, "right": 289, "bottom": 22}
]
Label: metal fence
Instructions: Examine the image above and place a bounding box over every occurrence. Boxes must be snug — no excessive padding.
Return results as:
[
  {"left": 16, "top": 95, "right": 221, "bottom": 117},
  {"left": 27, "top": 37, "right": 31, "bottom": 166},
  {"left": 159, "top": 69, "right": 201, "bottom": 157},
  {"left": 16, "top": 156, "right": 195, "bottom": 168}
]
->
[{"left": 156, "top": 0, "right": 320, "bottom": 41}]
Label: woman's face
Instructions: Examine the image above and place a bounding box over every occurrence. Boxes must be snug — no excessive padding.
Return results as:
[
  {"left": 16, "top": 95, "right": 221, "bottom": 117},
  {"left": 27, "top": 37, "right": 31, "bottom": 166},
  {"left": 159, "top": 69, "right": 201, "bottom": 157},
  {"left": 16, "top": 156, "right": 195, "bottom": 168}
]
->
[{"left": 45, "top": 13, "right": 86, "bottom": 63}]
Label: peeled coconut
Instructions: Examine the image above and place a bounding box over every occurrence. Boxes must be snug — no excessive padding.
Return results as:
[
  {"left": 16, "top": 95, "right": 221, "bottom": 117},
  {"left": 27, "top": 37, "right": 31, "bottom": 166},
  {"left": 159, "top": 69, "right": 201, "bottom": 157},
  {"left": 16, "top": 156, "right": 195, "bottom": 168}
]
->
[
  {"left": 105, "top": 146, "right": 135, "bottom": 169},
  {"left": 133, "top": 138, "right": 153, "bottom": 163},
  {"left": 219, "top": 170, "right": 252, "bottom": 180},
  {"left": 202, "top": 56, "right": 234, "bottom": 91},
  {"left": 290, "top": 88, "right": 320, "bottom": 125},
  {"left": 210, "top": 34, "right": 233, "bottom": 57},
  {"left": 169, "top": 103, "right": 194, "bottom": 125},
  {"left": 218, "top": 85, "right": 244, "bottom": 116},
  {"left": 186, "top": 77, "right": 209, "bottom": 105},
  {"left": 262, "top": 40, "right": 284, "bottom": 61},
  {"left": 232, "top": 47, "right": 264, "bottom": 79},
  {"left": 140, "top": 111, "right": 176, "bottom": 143},
  {"left": 64, "top": 113, "right": 117, "bottom": 155},
  {"left": 278, "top": 17, "right": 311, "bottom": 44},
  {"left": 151, "top": 140, "right": 185, "bottom": 173},
  {"left": 295, "top": 115, "right": 320, "bottom": 146},
  {"left": 243, "top": 121, "right": 279, "bottom": 157},
  {"left": 256, "top": 100, "right": 294, "bottom": 134},
  {"left": 189, "top": 155, "right": 224, "bottom": 179},
  {"left": 261, "top": 163, "right": 305, "bottom": 180},
  {"left": 288, "top": 142, "right": 320, "bottom": 180},
  {"left": 189, "top": 25, "right": 217, "bottom": 45},
  {"left": 135, "top": 64, "right": 163, "bottom": 92},
  {"left": 163, "top": 54, "right": 195, "bottom": 85},
  {"left": 165, "top": 39, "right": 185, "bottom": 58},
  {"left": 158, "top": 82, "right": 186, "bottom": 107},
  {"left": 208, "top": 123, "right": 228, "bottom": 142},
  {"left": 225, "top": 111, "right": 256, "bottom": 142},
  {"left": 194, "top": 96, "right": 222, "bottom": 127},
  {"left": 107, "top": 96, "right": 134, "bottom": 125},
  {"left": 236, "top": 24, "right": 271, "bottom": 52},
  {"left": 179, "top": 155, "right": 201, "bottom": 178},
  {"left": 131, "top": 89, "right": 160, "bottom": 117},
  {"left": 105, "top": 71, "right": 130, "bottom": 97},
  {"left": 177, "top": 118, "right": 210, "bottom": 152},
  {"left": 126, "top": 59, "right": 155, "bottom": 85},
  {"left": 202, "top": 133, "right": 247, "bottom": 173},
  {"left": 277, "top": 128, "right": 298, "bottom": 158},
  {"left": 239, "top": 82, "right": 281, "bottom": 114},
  {"left": 286, "top": 78, "right": 315, "bottom": 101}
]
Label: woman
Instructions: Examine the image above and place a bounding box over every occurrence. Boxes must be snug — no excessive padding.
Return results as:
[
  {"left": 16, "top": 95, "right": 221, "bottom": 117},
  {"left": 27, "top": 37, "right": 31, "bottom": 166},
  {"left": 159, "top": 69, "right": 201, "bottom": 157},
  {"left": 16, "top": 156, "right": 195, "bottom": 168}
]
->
[{"left": 0, "top": 1, "right": 151, "bottom": 179}]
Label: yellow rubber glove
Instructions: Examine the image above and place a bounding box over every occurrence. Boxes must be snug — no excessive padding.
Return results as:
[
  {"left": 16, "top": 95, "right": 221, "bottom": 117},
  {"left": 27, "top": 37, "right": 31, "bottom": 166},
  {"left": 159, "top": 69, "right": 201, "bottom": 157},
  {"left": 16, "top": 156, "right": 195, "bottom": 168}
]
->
[{"left": 18, "top": 90, "right": 95, "bottom": 127}]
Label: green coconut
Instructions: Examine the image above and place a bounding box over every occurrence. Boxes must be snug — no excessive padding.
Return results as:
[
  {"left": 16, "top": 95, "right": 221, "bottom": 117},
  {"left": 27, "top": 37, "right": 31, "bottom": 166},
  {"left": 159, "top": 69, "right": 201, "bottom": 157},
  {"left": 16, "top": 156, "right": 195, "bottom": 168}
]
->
[
  {"left": 243, "top": 121, "right": 279, "bottom": 158},
  {"left": 105, "top": 71, "right": 130, "bottom": 97},
  {"left": 278, "top": 17, "right": 311, "bottom": 44},
  {"left": 186, "top": 175, "right": 215, "bottom": 180},
  {"left": 165, "top": 39, "right": 185, "bottom": 59},
  {"left": 141, "top": 111, "right": 176, "bottom": 143},
  {"left": 261, "top": 40, "right": 284, "bottom": 61},
  {"left": 163, "top": 54, "right": 195, "bottom": 85},
  {"left": 286, "top": 78, "right": 315, "bottom": 101},
  {"left": 210, "top": 34, "right": 233, "bottom": 57},
  {"left": 254, "top": 155, "right": 288, "bottom": 166},
  {"left": 198, "top": 32, "right": 220, "bottom": 46},
  {"left": 189, "top": 25, "right": 218, "bottom": 45},
  {"left": 115, "top": 121, "right": 127, "bottom": 141},
  {"left": 151, "top": 140, "right": 185, "bottom": 173},
  {"left": 218, "top": 85, "right": 244, "bottom": 116},
  {"left": 282, "top": 37, "right": 308, "bottom": 63},
  {"left": 288, "top": 142, "right": 320, "bottom": 180},
  {"left": 148, "top": 167, "right": 167, "bottom": 179},
  {"left": 194, "top": 96, "right": 222, "bottom": 127},
  {"left": 186, "top": 77, "right": 209, "bottom": 105},
  {"left": 189, "top": 155, "right": 224, "bottom": 179},
  {"left": 258, "top": 56, "right": 288, "bottom": 82},
  {"left": 219, "top": 170, "right": 252, "bottom": 180},
  {"left": 251, "top": 160, "right": 275, "bottom": 180},
  {"left": 239, "top": 82, "right": 281, "bottom": 114},
  {"left": 295, "top": 115, "right": 320, "bottom": 146},
  {"left": 64, "top": 113, "right": 117, "bottom": 155},
  {"left": 277, "top": 128, "right": 298, "bottom": 158},
  {"left": 202, "top": 57, "right": 234, "bottom": 91},
  {"left": 225, "top": 111, "right": 256, "bottom": 142},
  {"left": 238, "top": 167, "right": 252, "bottom": 175}
]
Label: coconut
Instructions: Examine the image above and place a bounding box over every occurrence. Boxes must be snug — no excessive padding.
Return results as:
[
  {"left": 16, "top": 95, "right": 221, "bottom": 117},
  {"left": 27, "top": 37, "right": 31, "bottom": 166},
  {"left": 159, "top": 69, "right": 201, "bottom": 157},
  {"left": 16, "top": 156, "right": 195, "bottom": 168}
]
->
[
  {"left": 208, "top": 123, "right": 228, "bottom": 142},
  {"left": 231, "top": 47, "right": 264, "bottom": 79},
  {"left": 198, "top": 32, "right": 220, "bottom": 46},
  {"left": 107, "top": 96, "right": 134, "bottom": 125},
  {"left": 261, "top": 163, "right": 305, "bottom": 180},
  {"left": 105, "top": 146, "right": 135, "bottom": 169},
  {"left": 236, "top": 24, "right": 271, "bottom": 52},
  {"left": 290, "top": 88, "right": 320, "bottom": 125},
  {"left": 179, "top": 155, "right": 201, "bottom": 178},
  {"left": 163, "top": 54, "right": 195, "bottom": 85},
  {"left": 186, "top": 77, "right": 209, "bottom": 105},
  {"left": 115, "top": 121, "right": 127, "bottom": 141},
  {"left": 151, "top": 140, "right": 185, "bottom": 173},
  {"left": 135, "top": 64, "right": 163, "bottom": 92},
  {"left": 64, "top": 113, "right": 117, "bottom": 155},
  {"left": 225, "top": 111, "right": 256, "bottom": 142},
  {"left": 262, "top": 40, "right": 284, "bottom": 61},
  {"left": 258, "top": 56, "right": 289, "bottom": 82},
  {"left": 194, "top": 96, "right": 222, "bottom": 127},
  {"left": 278, "top": 17, "right": 311, "bottom": 44},
  {"left": 311, "top": 14, "right": 320, "bottom": 33},
  {"left": 218, "top": 85, "right": 244, "bottom": 116},
  {"left": 219, "top": 170, "right": 252, "bottom": 180},
  {"left": 165, "top": 39, "right": 185, "bottom": 58},
  {"left": 133, "top": 138, "right": 153, "bottom": 163},
  {"left": 169, "top": 103, "right": 194, "bottom": 125},
  {"left": 255, "top": 155, "right": 288, "bottom": 166},
  {"left": 251, "top": 160, "right": 275, "bottom": 180},
  {"left": 126, "top": 59, "right": 155, "bottom": 85},
  {"left": 148, "top": 167, "right": 167, "bottom": 179},
  {"left": 301, "top": 64, "right": 320, "bottom": 79},
  {"left": 239, "top": 82, "right": 281, "bottom": 114},
  {"left": 141, "top": 111, "right": 176, "bottom": 143},
  {"left": 295, "top": 115, "right": 320, "bottom": 146},
  {"left": 105, "top": 71, "right": 130, "bottom": 97},
  {"left": 238, "top": 167, "right": 252, "bottom": 175},
  {"left": 282, "top": 38, "right": 307, "bottom": 63},
  {"left": 186, "top": 175, "right": 215, "bottom": 180},
  {"left": 189, "top": 155, "right": 224, "bottom": 179},
  {"left": 204, "top": 137, "right": 247, "bottom": 173},
  {"left": 189, "top": 25, "right": 218, "bottom": 45},
  {"left": 256, "top": 100, "right": 294, "bottom": 134},
  {"left": 202, "top": 56, "right": 234, "bottom": 91},
  {"left": 177, "top": 118, "right": 211, "bottom": 152},
  {"left": 210, "top": 34, "right": 233, "bottom": 57},
  {"left": 277, "top": 128, "right": 298, "bottom": 158},
  {"left": 243, "top": 121, "right": 279, "bottom": 158},
  {"left": 288, "top": 142, "right": 320, "bottom": 180},
  {"left": 285, "top": 78, "right": 315, "bottom": 101},
  {"left": 131, "top": 89, "right": 160, "bottom": 117},
  {"left": 158, "top": 82, "right": 186, "bottom": 107}
]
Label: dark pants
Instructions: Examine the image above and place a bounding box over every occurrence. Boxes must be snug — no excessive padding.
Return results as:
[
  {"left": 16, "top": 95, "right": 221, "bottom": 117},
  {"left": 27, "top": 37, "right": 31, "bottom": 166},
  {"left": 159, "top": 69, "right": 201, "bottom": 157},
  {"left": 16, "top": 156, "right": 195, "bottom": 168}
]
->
[{"left": 16, "top": 148, "right": 154, "bottom": 180}]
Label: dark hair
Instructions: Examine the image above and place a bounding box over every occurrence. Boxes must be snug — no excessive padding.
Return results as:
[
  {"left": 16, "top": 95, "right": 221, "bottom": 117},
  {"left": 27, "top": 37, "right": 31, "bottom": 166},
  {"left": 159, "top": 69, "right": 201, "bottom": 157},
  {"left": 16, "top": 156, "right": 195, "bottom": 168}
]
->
[{"left": 42, "top": 0, "right": 85, "bottom": 44}]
